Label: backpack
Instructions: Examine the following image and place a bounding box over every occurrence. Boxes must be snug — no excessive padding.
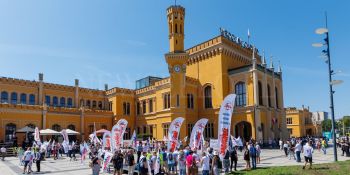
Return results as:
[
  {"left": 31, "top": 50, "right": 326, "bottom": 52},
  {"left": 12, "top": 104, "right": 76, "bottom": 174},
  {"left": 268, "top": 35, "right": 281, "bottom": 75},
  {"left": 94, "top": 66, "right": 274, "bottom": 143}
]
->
[
  {"left": 249, "top": 146, "right": 256, "bottom": 156},
  {"left": 217, "top": 158, "right": 222, "bottom": 169}
]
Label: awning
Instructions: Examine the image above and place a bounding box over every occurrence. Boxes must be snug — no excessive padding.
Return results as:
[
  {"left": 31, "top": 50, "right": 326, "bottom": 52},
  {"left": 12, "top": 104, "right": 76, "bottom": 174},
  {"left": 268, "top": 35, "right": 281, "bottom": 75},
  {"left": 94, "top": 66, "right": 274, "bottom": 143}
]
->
[
  {"left": 39, "top": 129, "right": 61, "bottom": 135},
  {"left": 63, "top": 129, "right": 80, "bottom": 135},
  {"left": 16, "top": 126, "right": 35, "bottom": 133},
  {"left": 95, "top": 129, "right": 110, "bottom": 134}
]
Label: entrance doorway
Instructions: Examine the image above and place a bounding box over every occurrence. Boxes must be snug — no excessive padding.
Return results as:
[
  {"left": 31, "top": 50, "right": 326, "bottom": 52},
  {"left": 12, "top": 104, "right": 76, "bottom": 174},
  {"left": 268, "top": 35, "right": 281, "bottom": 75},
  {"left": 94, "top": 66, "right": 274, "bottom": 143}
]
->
[{"left": 235, "top": 121, "right": 252, "bottom": 143}]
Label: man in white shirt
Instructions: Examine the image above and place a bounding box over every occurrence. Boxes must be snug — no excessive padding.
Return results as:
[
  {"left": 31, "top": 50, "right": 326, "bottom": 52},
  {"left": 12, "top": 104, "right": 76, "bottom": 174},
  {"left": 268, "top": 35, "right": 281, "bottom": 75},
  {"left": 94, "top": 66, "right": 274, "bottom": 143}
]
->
[
  {"left": 201, "top": 152, "right": 210, "bottom": 175},
  {"left": 279, "top": 139, "right": 283, "bottom": 150},
  {"left": 295, "top": 141, "right": 302, "bottom": 162},
  {"left": 302, "top": 141, "right": 313, "bottom": 169},
  {"left": 1, "top": 146, "right": 6, "bottom": 161}
]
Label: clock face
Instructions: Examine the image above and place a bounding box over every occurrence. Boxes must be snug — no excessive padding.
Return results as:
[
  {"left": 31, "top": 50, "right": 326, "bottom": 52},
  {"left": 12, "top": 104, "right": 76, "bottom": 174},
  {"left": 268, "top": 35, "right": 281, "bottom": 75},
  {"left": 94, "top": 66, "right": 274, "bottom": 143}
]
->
[{"left": 174, "top": 65, "right": 181, "bottom": 72}]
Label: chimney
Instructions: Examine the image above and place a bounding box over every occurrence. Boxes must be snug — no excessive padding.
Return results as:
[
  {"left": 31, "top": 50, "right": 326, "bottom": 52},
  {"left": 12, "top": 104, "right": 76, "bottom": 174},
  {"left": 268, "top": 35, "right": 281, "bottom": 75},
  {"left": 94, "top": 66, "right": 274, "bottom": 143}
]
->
[
  {"left": 75, "top": 79, "right": 79, "bottom": 86},
  {"left": 105, "top": 84, "right": 108, "bottom": 91}
]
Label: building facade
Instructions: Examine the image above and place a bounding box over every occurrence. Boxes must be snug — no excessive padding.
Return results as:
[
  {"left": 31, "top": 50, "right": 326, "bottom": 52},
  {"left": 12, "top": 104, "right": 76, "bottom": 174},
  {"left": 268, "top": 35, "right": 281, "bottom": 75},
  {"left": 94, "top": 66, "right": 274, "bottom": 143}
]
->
[
  {"left": 0, "top": 4, "right": 288, "bottom": 145},
  {"left": 286, "top": 107, "right": 322, "bottom": 137}
]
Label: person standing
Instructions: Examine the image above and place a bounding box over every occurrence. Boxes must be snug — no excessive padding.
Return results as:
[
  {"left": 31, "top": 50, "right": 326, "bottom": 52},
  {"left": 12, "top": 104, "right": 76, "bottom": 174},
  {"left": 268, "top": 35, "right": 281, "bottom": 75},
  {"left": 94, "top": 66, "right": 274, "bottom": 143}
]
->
[
  {"left": 283, "top": 141, "right": 289, "bottom": 157},
  {"left": 200, "top": 152, "right": 210, "bottom": 175},
  {"left": 112, "top": 150, "right": 124, "bottom": 175},
  {"left": 321, "top": 139, "right": 327, "bottom": 155},
  {"left": 249, "top": 143, "right": 257, "bottom": 169},
  {"left": 185, "top": 150, "right": 193, "bottom": 175},
  {"left": 150, "top": 151, "right": 157, "bottom": 175},
  {"left": 167, "top": 151, "right": 175, "bottom": 174},
  {"left": 137, "top": 141, "right": 143, "bottom": 163},
  {"left": 22, "top": 148, "right": 33, "bottom": 174},
  {"left": 127, "top": 150, "right": 135, "bottom": 175},
  {"left": 279, "top": 139, "right": 283, "bottom": 150},
  {"left": 295, "top": 141, "right": 302, "bottom": 162},
  {"left": 1, "top": 146, "right": 6, "bottom": 161},
  {"left": 177, "top": 151, "right": 186, "bottom": 175},
  {"left": 243, "top": 146, "right": 250, "bottom": 170},
  {"left": 35, "top": 148, "right": 41, "bottom": 172},
  {"left": 256, "top": 143, "right": 261, "bottom": 164},
  {"left": 230, "top": 146, "right": 238, "bottom": 171},
  {"left": 211, "top": 151, "right": 221, "bottom": 175},
  {"left": 223, "top": 150, "right": 230, "bottom": 173},
  {"left": 139, "top": 152, "right": 149, "bottom": 175},
  {"left": 91, "top": 155, "right": 100, "bottom": 175},
  {"left": 302, "top": 141, "right": 314, "bottom": 170}
]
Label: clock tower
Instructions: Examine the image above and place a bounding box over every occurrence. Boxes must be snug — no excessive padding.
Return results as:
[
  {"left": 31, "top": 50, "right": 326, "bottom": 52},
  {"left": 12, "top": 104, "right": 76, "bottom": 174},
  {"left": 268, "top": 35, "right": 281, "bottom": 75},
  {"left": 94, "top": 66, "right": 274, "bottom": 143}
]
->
[{"left": 165, "top": 5, "right": 188, "bottom": 120}]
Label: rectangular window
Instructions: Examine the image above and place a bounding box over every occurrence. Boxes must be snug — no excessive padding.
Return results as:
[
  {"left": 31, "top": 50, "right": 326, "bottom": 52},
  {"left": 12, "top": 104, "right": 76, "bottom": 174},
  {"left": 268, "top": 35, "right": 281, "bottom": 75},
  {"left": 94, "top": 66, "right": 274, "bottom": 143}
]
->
[
  {"left": 142, "top": 101, "right": 146, "bottom": 114},
  {"left": 137, "top": 102, "right": 140, "bottom": 115},
  {"left": 288, "top": 128, "right": 293, "bottom": 135},
  {"left": 187, "top": 124, "right": 194, "bottom": 136},
  {"left": 149, "top": 125, "right": 153, "bottom": 136},
  {"left": 187, "top": 94, "right": 194, "bottom": 109},
  {"left": 143, "top": 126, "right": 147, "bottom": 134},
  {"left": 163, "top": 93, "right": 171, "bottom": 109},
  {"left": 176, "top": 94, "right": 179, "bottom": 107},
  {"left": 149, "top": 99, "right": 153, "bottom": 113},
  {"left": 123, "top": 102, "right": 127, "bottom": 115},
  {"left": 204, "top": 123, "right": 214, "bottom": 138},
  {"left": 163, "top": 124, "right": 169, "bottom": 137},
  {"left": 287, "top": 118, "right": 293, "bottom": 125},
  {"left": 45, "top": 95, "right": 51, "bottom": 106}
]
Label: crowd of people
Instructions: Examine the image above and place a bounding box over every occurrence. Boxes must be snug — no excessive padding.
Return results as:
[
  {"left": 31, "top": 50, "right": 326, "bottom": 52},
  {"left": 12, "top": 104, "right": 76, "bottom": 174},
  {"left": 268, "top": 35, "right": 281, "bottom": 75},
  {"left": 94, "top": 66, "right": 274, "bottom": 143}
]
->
[{"left": 2, "top": 135, "right": 349, "bottom": 174}]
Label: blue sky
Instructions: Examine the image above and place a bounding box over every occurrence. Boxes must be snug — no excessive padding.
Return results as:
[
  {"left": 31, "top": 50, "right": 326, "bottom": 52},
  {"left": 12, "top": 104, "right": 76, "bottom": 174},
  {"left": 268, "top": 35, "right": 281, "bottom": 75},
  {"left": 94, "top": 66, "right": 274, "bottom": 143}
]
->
[{"left": 0, "top": 0, "right": 349, "bottom": 118}]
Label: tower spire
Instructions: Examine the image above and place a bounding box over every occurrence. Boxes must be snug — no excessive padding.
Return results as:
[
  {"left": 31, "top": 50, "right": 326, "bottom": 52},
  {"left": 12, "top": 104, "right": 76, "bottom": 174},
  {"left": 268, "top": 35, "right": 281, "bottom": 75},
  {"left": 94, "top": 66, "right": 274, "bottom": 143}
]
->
[{"left": 270, "top": 56, "right": 274, "bottom": 69}]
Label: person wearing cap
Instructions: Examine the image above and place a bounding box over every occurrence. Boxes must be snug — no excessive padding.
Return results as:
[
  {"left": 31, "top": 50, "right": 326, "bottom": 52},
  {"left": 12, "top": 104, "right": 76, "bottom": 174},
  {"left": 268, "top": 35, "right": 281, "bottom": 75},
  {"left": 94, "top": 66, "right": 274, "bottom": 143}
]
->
[{"left": 211, "top": 150, "right": 221, "bottom": 175}]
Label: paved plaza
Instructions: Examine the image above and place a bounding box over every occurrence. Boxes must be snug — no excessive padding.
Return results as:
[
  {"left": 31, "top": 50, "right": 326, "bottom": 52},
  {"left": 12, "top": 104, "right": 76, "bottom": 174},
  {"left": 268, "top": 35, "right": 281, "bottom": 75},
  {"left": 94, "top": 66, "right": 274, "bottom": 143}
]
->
[{"left": 1, "top": 146, "right": 349, "bottom": 175}]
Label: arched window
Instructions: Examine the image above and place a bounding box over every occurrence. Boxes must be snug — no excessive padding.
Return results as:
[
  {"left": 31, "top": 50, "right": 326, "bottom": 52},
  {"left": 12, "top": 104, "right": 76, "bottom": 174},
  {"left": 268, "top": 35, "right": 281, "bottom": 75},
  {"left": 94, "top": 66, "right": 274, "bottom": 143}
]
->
[
  {"left": 86, "top": 100, "right": 91, "bottom": 108},
  {"left": 1, "top": 91, "right": 9, "bottom": 103},
  {"left": 45, "top": 95, "right": 51, "bottom": 106},
  {"left": 267, "top": 85, "right": 271, "bottom": 107},
  {"left": 20, "top": 93, "right": 27, "bottom": 104},
  {"left": 235, "top": 82, "right": 246, "bottom": 107},
  {"left": 175, "top": 23, "right": 178, "bottom": 33},
  {"left": 5, "top": 123, "right": 16, "bottom": 142},
  {"left": 53, "top": 96, "right": 58, "bottom": 107},
  {"left": 258, "top": 81, "right": 263, "bottom": 106},
  {"left": 275, "top": 87, "right": 279, "bottom": 109},
  {"left": 52, "top": 124, "right": 61, "bottom": 131},
  {"left": 26, "top": 123, "right": 35, "bottom": 129},
  {"left": 204, "top": 86, "right": 213, "bottom": 108},
  {"left": 11, "top": 92, "right": 18, "bottom": 104},
  {"left": 67, "top": 98, "right": 73, "bottom": 108},
  {"left": 180, "top": 24, "right": 182, "bottom": 34},
  {"left": 98, "top": 101, "right": 103, "bottom": 110},
  {"left": 60, "top": 97, "right": 66, "bottom": 107},
  {"left": 92, "top": 100, "right": 97, "bottom": 108},
  {"left": 29, "top": 94, "right": 35, "bottom": 105},
  {"left": 123, "top": 102, "right": 127, "bottom": 115},
  {"left": 67, "top": 124, "right": 75, "bottom": 130}
]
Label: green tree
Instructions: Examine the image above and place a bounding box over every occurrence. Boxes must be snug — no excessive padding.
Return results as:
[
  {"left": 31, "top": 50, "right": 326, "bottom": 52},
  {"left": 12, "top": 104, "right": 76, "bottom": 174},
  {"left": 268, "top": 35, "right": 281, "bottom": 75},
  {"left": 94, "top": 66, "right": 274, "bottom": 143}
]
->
[
  {"left": 343, "top": 116, "right": 350, "bottom": 127},
  {"left": 322, "top": 119, "right": 332, "bottom": 132}
]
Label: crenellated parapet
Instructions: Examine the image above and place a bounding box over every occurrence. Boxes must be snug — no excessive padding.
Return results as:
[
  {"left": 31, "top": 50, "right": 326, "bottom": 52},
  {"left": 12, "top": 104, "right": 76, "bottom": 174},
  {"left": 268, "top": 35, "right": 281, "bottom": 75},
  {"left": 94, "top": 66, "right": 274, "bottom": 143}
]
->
[
  {"left": 186, "top": 35, "right": 262, "bottom": 66},
  {"left": 105, "top": 87, "right": 134, "bottom": 96},
  {"left": 0, "top": 76, "right": 39, "bottom": 87},
  {"left": 43, "top": 82, "right": 75, "bottom": 92},
  {"left": 185, "top": 76, "right": 199, "bottom": 85}
]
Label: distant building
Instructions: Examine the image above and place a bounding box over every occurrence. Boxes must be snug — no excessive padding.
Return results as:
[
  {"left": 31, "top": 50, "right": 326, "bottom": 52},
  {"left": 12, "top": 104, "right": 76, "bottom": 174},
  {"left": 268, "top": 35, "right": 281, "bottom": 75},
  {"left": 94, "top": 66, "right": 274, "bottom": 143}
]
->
[
  {"left": 312, "top": 111, "right": 329, "bottom": 122},
  {"left": 286, "top": 106, "right": 322, "bottom": 137}
]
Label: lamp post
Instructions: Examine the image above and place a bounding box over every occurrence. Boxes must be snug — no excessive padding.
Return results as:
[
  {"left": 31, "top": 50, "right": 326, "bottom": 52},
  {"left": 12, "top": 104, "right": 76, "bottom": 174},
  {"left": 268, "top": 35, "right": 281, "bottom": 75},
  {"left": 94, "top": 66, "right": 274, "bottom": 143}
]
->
[{"left": 312, "top": 12, "right": 343, "bottom": 162}]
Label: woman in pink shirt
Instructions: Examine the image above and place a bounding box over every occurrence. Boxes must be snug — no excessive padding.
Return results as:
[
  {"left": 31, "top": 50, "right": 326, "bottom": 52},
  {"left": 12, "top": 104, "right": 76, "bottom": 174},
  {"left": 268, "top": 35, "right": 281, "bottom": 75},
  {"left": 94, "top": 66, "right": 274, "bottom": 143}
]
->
[{"left": 185, "top": 151, "right": 193, "bottom": 175}]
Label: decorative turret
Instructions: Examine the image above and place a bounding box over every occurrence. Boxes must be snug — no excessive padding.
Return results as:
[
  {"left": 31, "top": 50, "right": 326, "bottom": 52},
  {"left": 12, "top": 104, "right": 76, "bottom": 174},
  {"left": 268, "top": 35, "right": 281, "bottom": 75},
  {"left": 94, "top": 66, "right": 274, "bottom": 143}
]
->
[
  {"left": 269, "top": 56, "right": 274, "bottom": 70},
  {"left": 262, "top": 51, "right": 267, "bottom": 67},
  {"left": 277, "top": 61, "right": 282, "bottom": 73},
  {"left": 167, "top": 5, "right": 185, "bottom": 53}
]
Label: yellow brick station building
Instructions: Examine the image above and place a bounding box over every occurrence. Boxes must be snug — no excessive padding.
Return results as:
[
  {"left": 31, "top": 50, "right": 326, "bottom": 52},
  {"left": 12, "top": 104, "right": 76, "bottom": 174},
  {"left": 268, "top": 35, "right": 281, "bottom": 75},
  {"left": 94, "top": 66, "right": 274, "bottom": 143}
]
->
[
  {"left": 286, "top": 107, "right": 322, "bottom": 137},
  {"left": 0, "top": 5, "right": 288, "bottom": 145}
]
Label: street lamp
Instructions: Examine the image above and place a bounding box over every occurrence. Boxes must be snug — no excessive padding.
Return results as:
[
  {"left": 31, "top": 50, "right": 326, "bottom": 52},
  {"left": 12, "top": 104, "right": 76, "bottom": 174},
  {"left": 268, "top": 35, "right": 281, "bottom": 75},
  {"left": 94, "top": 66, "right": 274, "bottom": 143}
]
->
[{"left": 312, "top": 12, "right": 343, "bottom": 162}]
